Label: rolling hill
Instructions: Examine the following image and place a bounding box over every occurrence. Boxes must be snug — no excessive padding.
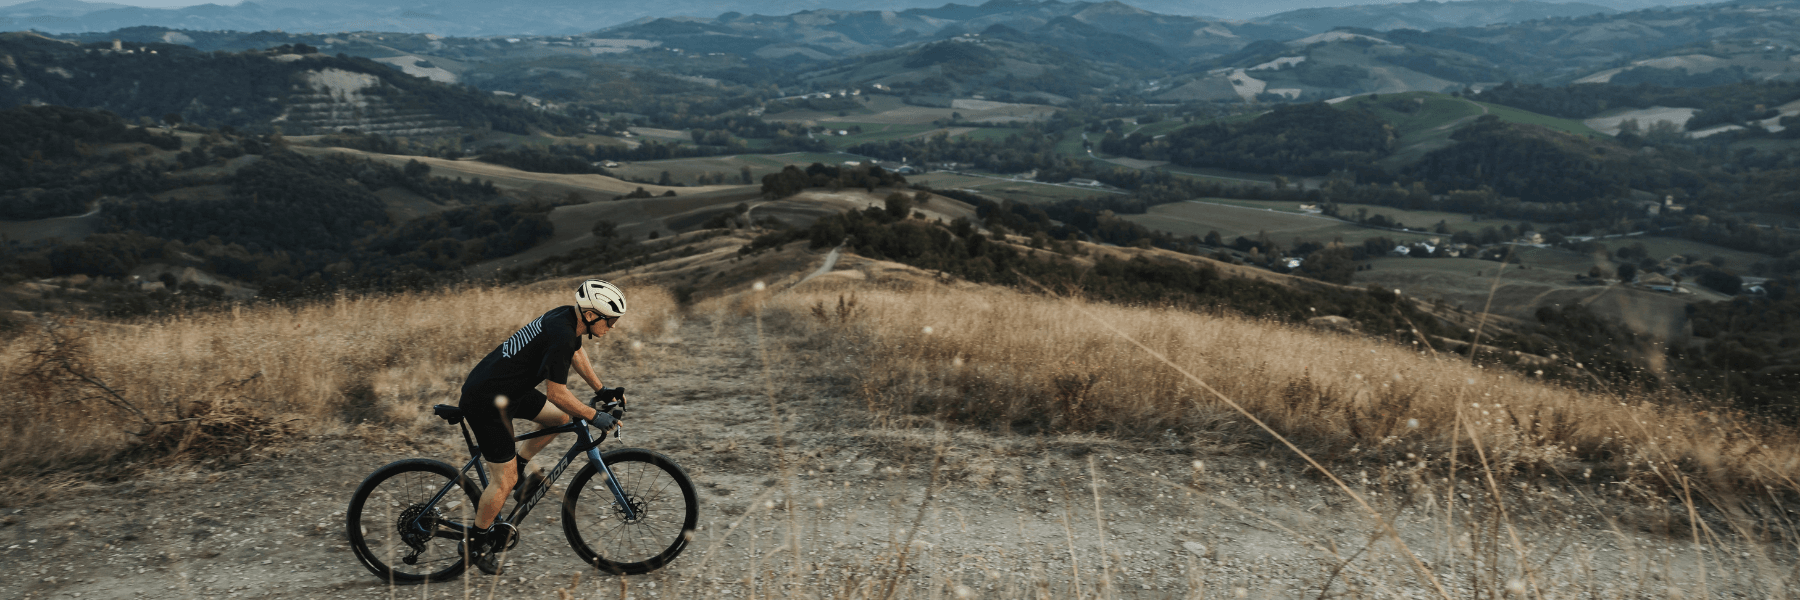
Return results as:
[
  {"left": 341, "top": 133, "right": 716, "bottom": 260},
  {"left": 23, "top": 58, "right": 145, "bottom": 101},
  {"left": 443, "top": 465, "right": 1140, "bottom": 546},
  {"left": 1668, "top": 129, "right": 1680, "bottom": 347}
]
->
[
  {"left": 0, "top": 32, "right": 574, "bottom": 136},
  {"left": 1432, "top": 0, "right": 1800, "bottom": 84},
  {"left": 590, "top": 0, "right": 1306, "bottom": 65},
  {"left": 1254, "top": 0, "right": 1616, "bottom": 34}
]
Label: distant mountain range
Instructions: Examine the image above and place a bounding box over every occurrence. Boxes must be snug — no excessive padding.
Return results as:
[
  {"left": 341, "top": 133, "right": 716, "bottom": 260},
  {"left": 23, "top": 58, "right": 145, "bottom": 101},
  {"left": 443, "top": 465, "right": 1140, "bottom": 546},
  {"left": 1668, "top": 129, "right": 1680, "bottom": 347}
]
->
[
  {"left": 1253, "top": 0, "right": 1616, "bottom": 34},
  {"left": 8, "top": 0, "right": 1800, "bottom": 107},
  {"left": 0, "top": 0, "right": 1685, "bottom": 36}
]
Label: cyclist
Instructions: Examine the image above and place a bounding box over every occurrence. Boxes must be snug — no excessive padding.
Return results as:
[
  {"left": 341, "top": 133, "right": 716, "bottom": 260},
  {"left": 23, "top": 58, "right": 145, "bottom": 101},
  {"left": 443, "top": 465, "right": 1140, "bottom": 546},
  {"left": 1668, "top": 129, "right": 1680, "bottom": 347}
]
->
[{"left": 457, "top": 279, "right": 626, "bottom": 574}]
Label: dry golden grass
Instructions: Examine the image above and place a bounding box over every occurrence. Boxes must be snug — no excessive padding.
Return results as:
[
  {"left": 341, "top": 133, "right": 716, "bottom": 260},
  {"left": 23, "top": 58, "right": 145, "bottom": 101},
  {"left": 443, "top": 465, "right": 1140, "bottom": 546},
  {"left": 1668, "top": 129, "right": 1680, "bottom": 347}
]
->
[
  {"left": 710, "top": 280, "right": 1800, "bottom": 599},
  {"left": 0, "top": 281, "right": 676, "bottom": 475},
  {"left": 764, "top": 281, "right": 1800, "bottom": 500},
  {"left": 6, "top": 267, "right": 1799, "bottom": 598}
]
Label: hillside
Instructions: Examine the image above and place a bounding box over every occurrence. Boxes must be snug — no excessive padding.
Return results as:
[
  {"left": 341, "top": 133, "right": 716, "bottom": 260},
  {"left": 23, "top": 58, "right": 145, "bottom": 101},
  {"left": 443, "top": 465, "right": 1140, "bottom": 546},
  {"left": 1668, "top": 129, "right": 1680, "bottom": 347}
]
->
[
  {"left": 16, "top": 0, "right": 1800, "bottom": 105},
  {"left": 2, "top": 233, "right": 1797, "bottom": 598},
  {"left": 1254, "top": 0, "right": 1617, "bottom": 34},
  {"left": 0, "top": 33, "right": 572, "bottom": 136},
  {"left": 594, "top": 1, "right": 1304, "bottom": 66},
  {"left": 1435, "top": 0, "right": 1800, "bottom": 84}
]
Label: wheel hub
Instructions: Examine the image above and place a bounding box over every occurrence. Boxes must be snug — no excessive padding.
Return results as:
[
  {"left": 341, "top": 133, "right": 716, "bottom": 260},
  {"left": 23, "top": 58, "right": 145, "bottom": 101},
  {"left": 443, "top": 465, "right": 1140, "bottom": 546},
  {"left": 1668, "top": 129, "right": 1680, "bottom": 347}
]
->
[{"left": 614, "top": 494, "right": 649, "bottom": 524}]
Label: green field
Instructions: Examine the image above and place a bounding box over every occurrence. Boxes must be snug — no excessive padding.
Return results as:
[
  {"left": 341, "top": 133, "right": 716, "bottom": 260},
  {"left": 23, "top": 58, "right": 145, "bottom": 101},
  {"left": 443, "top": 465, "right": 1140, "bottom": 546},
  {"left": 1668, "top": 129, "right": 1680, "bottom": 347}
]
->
[
  {"left": 1121, "top": 200, "right": 1441, "bottom": 245},
  {"left": 1192, "top": 198, "right": 1542, "bottom": 236},
  {"left": 956, "top": 127, "right": 1028, "bottom": 142},
  {"left": 1472, "top": 101, "right": 1601, "bottom": 137},
  {"left": 1608, "top": 235, "right": 1775, "bottom": 270},
  {"left": 1126, "top": 118, "right": 1202, "bottom": 138},
  {"left": 1053, "top": 127, "right": 1088, "bottom": 157},
  {"left": 1335, "top": 92, "right": 1485, "bottom": 139},
  {"left": 819, "top": 122, "right": 939, "bottom": 148},
  {"left": 908, "top": 172, "right": 1115, "bottom": 203},
  {"left": 1155, "top": 165, "right": 1278, "bottom": 185}
]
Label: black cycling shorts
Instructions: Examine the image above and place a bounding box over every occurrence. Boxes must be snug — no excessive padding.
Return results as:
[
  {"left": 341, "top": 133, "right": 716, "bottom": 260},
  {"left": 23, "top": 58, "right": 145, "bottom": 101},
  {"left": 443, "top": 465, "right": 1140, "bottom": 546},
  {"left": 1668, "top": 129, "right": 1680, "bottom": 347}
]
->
[{"left": 458, "top": 385, "right": 549, "bottom": 464}]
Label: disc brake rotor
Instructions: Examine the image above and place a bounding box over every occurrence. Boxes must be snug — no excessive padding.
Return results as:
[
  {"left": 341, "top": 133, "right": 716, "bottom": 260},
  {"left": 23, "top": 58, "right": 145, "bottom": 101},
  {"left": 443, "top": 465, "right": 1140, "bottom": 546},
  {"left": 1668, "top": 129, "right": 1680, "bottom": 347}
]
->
[{"left": 613, "top": 494, "right": 649, "bottom": 524}]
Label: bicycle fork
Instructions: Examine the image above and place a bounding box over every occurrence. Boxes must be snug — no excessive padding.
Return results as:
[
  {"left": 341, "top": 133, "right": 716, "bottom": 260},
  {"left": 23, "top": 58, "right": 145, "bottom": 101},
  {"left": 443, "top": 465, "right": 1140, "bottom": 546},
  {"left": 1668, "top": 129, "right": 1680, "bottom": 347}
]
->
[{"left": 588, "top": 445, "right": 640, "bottom": 522}]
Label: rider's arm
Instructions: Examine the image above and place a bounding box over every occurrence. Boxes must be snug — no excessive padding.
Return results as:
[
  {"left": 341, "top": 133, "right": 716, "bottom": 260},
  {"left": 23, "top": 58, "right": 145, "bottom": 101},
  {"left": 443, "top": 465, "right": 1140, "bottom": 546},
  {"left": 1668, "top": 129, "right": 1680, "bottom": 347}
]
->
[
  {"left": 544, "top": 381, "right": 601, "bottom": 423},
  {"left": 571, "top": 346, "right": 604, "bottom": 393}
]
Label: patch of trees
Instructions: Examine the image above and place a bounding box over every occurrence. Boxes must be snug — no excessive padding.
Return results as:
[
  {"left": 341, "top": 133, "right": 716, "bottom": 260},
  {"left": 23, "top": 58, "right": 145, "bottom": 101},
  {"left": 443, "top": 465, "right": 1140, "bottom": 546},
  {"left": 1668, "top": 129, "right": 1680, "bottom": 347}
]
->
[
  {"left": 0, "top": 106, "right": 182, "bottom": 219},
  {"left": 478, "top": 146, "right": 603, "bottom": 175},
  {"left": 0, "top": 147, "right": 553, "bottom": 302},
  {"left": 105, "top": 151, "right": 388, "bottom": 254},
  {"left": 902, "top": 41, "right": 1002, "bottom": 77},
  {"left": 367, "top": 203, "right": 555, "bottom": 267},
  {"left": 1675, "top": 287, "right": 1800, "bottom": 421},
  {"left": 759, "top": 163, "right": 908, "bottom": 198},
  {"left": 1102, "top": 103, "right": 1395, "bottom": 176},
  {"left": 1677, "top": 217, "right": 1800, "bottom": 266},
  {"left": 1402, "top": 116, "right": 1636, "bottom": 203},
  {"left": 850, "top": 127, "right": 1075, "bottom": 176}
]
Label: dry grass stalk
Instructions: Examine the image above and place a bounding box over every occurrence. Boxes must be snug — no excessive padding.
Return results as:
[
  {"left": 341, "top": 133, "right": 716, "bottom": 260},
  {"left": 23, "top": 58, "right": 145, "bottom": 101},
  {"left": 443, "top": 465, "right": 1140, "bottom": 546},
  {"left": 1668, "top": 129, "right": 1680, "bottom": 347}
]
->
[
  {"left": 765, "top": 282, "right": 1799, "bottom": 500},
  {"left": 0, "top": 282, "right": 677, "bottom": 475}
]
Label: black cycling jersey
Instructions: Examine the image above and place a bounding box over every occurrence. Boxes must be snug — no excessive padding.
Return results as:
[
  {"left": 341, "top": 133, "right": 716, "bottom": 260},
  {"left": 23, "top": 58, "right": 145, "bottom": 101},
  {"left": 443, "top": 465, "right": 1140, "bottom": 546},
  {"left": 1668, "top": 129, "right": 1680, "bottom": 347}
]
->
[
  {"left": 467, "top": 305, "right": 583, "bottom": 390},
  {"left": 459, "top": 306, "right": 583, "bottom": 463}
]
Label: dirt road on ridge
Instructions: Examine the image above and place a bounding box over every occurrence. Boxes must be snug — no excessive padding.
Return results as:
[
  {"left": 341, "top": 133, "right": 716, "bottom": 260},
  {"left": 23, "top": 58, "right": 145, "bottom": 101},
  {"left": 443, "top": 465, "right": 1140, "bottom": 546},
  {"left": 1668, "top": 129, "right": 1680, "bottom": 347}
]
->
[{"left": 1, "top": 315, "right": 1780, "bottom": 599}]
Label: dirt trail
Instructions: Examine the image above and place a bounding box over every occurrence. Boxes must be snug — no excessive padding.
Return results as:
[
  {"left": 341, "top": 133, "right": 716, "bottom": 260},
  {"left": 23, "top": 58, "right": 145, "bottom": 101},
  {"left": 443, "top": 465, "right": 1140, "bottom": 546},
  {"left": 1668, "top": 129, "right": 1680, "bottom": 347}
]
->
[{"left": 1, "top": 315, "right": 1783, "bottom": 598}]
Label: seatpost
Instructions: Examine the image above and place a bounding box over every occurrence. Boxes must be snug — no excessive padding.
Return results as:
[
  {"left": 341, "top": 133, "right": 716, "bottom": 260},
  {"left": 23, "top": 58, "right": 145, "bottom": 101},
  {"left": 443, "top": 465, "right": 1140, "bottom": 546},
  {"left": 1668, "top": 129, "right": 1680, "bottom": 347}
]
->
[{"left": 457, "top": 421, "right": 486, "bottom": 485}]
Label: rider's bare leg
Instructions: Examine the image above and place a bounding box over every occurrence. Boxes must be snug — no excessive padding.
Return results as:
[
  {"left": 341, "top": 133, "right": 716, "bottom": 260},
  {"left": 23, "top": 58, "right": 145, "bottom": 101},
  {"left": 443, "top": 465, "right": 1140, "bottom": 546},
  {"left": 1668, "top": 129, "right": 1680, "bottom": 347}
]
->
[
  {"left": 475, "top": 404, "right": 573, "bottom": 529},
  {"left": 474, "top": 457, "right": 516, "bottom": 530},
  {"left": 516, "top": 402, "right": 572, "bottom": 465}
]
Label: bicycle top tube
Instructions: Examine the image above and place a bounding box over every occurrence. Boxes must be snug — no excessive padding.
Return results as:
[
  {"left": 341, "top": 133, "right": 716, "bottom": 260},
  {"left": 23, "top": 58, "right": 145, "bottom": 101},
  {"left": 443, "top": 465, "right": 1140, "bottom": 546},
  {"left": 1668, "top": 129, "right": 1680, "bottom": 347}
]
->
[{"left": 513, "top": 419, "right": 587, "bottom": 443}]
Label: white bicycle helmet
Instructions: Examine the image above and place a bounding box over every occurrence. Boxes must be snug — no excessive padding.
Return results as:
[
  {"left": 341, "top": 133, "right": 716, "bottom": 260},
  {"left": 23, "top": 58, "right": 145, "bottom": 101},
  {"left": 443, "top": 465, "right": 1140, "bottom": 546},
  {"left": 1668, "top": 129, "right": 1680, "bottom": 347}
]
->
[{"left": 575, "top": 279, "right": 626, "bottom": 335}]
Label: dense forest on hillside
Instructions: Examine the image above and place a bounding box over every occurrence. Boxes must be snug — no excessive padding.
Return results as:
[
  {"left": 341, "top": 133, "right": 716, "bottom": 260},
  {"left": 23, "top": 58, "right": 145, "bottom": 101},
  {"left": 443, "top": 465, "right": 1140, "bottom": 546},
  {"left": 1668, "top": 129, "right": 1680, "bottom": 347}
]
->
[
  {"left": 1402, "top": 115, "right": 1643, "bottom": 202},
  {"left": 0, "top": 36, "right": 577, "bottom": 135},
  {"left": 0, "top": 106, "right": 183, "bottom": 219},
  {"left": 0, "top": 108, "right": 558, "bottom": 314},
  {"left": 1101, "top": 103, "right": 1396, "bottom": 175}
]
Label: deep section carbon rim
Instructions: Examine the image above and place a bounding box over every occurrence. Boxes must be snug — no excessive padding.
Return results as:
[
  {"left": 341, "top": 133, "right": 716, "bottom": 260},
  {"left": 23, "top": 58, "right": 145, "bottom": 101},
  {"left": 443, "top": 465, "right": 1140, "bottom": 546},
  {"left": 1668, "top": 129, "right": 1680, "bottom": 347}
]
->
[
  {"left": 562, "top": 449, "right": 698, "bottom": 574},
  {"left": 346, "top": 459, "right": 481, "bottom": 583}
]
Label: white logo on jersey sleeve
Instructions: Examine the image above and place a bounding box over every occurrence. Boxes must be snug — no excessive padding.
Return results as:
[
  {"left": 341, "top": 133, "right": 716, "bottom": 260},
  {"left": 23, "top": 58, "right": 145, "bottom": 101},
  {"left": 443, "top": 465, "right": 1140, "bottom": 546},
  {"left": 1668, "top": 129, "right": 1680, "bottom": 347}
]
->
[{"left": 500, "top": 314, "right": 546, "bottom": 358}]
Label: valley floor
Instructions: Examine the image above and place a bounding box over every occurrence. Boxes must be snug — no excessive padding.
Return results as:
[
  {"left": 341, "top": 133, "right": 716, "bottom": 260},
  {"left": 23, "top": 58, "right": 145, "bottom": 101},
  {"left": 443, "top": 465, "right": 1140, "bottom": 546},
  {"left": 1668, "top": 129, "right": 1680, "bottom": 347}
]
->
[{"left": 1, "top": 316, "right": 1790, "bottom": 599}]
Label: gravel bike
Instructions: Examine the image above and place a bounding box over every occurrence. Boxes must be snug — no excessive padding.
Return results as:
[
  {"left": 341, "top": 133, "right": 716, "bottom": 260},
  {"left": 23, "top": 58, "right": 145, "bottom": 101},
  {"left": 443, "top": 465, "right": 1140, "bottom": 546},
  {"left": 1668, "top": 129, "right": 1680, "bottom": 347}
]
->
[{"left": 345, "top": 388, "right": 698, "bottom": 582}]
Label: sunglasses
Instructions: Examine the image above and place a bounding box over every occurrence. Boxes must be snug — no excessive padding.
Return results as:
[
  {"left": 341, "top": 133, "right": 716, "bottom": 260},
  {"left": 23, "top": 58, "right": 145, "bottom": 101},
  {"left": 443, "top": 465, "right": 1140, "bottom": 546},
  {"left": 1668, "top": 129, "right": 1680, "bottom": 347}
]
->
[{"left": 585, "top": 311, "right": 620, "bottom": 328}]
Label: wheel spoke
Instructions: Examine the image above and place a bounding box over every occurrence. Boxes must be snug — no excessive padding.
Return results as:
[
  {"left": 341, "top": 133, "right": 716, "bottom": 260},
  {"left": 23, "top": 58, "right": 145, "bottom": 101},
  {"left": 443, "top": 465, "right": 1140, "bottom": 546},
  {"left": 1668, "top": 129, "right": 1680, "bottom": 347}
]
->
[
  {"left": 568, "top": 453, "right": 695, "bottom": 573},
  {"left": 348, "top": 461, "right": 476, "bottom": 583}
]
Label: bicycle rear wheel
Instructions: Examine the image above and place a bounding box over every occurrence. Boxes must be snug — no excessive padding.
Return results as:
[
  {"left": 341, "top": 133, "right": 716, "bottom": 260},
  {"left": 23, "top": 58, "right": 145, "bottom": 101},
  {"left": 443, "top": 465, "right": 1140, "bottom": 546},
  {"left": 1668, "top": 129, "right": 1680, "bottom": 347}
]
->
[
  {"left": 561, "top": 448, "right": 699, "bottom": 575},
  {"left": 346, "top": 458, "right": 483, "bottom": 583}
]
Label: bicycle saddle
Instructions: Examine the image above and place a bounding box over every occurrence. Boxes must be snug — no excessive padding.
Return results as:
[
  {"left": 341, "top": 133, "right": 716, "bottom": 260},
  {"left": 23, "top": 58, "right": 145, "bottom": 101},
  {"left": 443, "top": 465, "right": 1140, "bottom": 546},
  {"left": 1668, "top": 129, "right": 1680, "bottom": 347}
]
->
[{"left": 432, "top": 404, "right": 464, "bottom": 424}]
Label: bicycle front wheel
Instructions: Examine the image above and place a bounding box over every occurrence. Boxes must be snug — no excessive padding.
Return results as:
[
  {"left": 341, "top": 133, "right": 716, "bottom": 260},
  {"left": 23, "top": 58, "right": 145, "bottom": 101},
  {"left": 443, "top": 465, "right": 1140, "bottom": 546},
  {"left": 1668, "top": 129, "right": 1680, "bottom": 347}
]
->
[
  {"left": 562, "top": 448, "right": 699, "bottom": 575},
  {"left": 346, "top": 458, "right": 483, "bottom": 583}
]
